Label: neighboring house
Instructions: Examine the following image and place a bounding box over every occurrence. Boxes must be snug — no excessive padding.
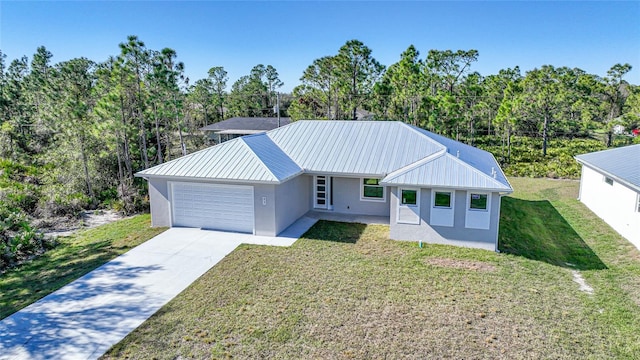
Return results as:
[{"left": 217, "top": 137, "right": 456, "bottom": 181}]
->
[
  {"left": 575, "top": 144, "right": 640, "bottom": 249},
  {"left": 200, "top": 117, "right": 291, "bottom": 143},
  {"left": 136, "top": 121, "right": 513, "bottom": 251}
]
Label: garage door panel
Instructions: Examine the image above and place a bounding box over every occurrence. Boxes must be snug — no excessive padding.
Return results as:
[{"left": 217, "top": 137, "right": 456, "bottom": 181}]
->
[{"left": 171, "top": 182, "right": 254, "bottom": 233}]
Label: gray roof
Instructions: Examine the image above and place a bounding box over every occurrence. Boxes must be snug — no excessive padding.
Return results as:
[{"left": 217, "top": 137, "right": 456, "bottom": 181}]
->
[
  {"left": 268, "top": 121, "right": 444, "bottom": 176},
  {"left": 200, "top": 117, "right": 291, "bottom": 133},
  {"left": 136, "top": 135, "right": 302, "bottom": 183},
  {"left": 575, "top": 144, "right": 640, "bottom": 192},
  {"left": 137, "top": 120, "right": 512, "bottom": 192}
]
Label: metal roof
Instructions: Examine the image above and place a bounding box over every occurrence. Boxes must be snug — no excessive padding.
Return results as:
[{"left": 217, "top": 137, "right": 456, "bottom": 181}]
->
[
  {"left": 268, "top": 121, "right": 445, "bottom": 175},
  {"left": 410, "top": 126, "right": 511, "bottom": 190},
  {"left": 137, "top": 120, "right": 513, "bottom": 192},
  {"left": 575, "top": 144, "right": 640, "bottom": 192},
  {"left": 136, "top": 135, "right": 301, "bottom": 183},
  {"left": 381, "top": 152, "right": 512, "bottom": 191},
  {"left": 200, "top": 117, "right": 292, "bottom": 132}
]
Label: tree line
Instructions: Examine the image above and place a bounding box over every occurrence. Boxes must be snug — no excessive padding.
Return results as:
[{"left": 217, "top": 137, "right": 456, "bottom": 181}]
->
[{"left": 0, "top": 36, "right": 638, "bottom": 217}]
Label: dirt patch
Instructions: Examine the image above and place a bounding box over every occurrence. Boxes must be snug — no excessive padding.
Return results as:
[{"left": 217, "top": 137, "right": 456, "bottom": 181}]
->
[
  {"left": 572, "top": 270, "right": 594, "bottom": 294},
  {"left": 42, "top": 210, "right": 125, "bottom": 238},
  {"left": 426, "top": 257, "right": 497, "bottom": 272}
]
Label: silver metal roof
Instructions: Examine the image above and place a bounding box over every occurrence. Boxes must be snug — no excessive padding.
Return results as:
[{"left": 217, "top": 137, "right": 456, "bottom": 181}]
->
[
  {"left": 268, "top": 121, "right": 444, "bottom": 175},
  {"left": 136, "top": 120, "right": 513, "bottom": 192},
  {"left": 136, "top": 136, "right": 301, "bottom": 183},
  {"left": 381, "top": 152, "right": 512, "bottom": 191},
  {"left": 575, "top": 144, "right": 640, "bottom": 192}
]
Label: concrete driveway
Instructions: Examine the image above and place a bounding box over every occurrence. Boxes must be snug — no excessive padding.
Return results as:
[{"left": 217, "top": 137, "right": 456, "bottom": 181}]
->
[{"left": 0, "top": 216, "right": 317, "bottom": 360}]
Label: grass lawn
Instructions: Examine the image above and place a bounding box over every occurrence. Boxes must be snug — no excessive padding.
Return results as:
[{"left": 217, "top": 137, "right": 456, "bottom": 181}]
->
[
  {"left": 98, "top": 178, "right": 639, "bottom": 359},
  {"left": 0, "top": 214, "right": 166, "bottom": 320}
]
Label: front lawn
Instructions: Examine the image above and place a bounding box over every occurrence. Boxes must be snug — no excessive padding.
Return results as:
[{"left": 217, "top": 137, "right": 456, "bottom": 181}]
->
[
  {"left": 104, "top": 178, "right": 640, "bottom": 359},
  {"left": 0, "top": 214, "right": 167, "bottom": 320}
]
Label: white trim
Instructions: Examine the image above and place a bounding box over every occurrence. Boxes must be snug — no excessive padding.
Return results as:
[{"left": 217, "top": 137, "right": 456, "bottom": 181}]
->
[
  {"left": 467, "top": 192, "right": 490, "bottom": 212},
  {"left": 360, "top": 178, "right": 386, "bottom": 202},
  {"left": 432, "top": 189, "right": 453, "bottom": 209},
  {"left": 314, "top": 175, "right": 330, "bottom": 209},
  {"left": 465, "top": 191, "right": 492, "bottom": 230},
  {"left": 430, "top": 189, "right": 455, "bottom": 227},
  {"left": 397, "top": 187, "right": 421, "bottom": 225}
]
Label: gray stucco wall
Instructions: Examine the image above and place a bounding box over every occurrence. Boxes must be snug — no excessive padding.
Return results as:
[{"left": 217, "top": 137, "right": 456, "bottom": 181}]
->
[
  {"left": 390, "top": 188, "right": 501, "bottom": 251},
  {"left": 148, "top": 178, "right": 171, "bottom": 227},
  {"left": 275, "top": 175, "right": 312, "bottom": 234},
  {"left": 253, "top": 184, "right": 276, "bottom": 236},
  {"left": 331, "top": 177, "right": 390, "bottom": 216}
]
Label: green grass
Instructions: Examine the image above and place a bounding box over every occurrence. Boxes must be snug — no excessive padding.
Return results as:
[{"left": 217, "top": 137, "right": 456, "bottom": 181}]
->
[
  {"left": 0, "top": 214, "right": 167, "bottom": 320},
  {"left": 102, "top": 177, "right": 640, "bottom": 359}
]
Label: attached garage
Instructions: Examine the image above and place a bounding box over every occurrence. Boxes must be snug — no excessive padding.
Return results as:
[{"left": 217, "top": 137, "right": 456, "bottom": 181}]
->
[{"left": 170, "top": 182, "right": 255, "bottom": 233}]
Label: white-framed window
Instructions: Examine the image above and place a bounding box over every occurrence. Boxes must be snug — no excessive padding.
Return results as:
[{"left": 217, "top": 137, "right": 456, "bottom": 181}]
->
[
  {"left": 361, "top": 178, "right": 385, "bottom": 201},
  {"left": 636, "top": 194, "right": 640, "bottom": 213},
  {"left": 469, "top": 193, "right": 489, "bottom": 211},
  {"left": 401, "top": 189, "right": 418, "bottom": 205},
  {"left": 430, "top": 189, "right": 455, "bottom": 227},
  {"left": 465, "top": 191, "right": 491, "bottom": 230},
  {"left": 433, "top": 191, "right": 452, "bottom": 208},
  {"left": 397, "top": 187, "right": 420, "bottom": 224},
  {"left": 604, "top": 176, "right": 614, "bottom": 186}
]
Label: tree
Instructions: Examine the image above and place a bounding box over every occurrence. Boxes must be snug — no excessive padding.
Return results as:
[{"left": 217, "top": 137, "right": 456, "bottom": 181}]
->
[
  {"left": 300, "top": 56, "right": 339, "bottom": 119},
  {"left": 48, "top": 58, "right": 98, "bottom": 200},
  {"left": 516, "top": 65, "right": 566, "bottom": 156},
  {"left": 602, "top": 63, "right": 632, "bottom": 146},
  {"left": 335, "top": 40, "right": 384, "bottom": 120},
  {"left": 208, "top": 66, "right": 228, "bottom": 120},
  {"left": 381, "top": 45, "right": 425, "bottom": 125}
]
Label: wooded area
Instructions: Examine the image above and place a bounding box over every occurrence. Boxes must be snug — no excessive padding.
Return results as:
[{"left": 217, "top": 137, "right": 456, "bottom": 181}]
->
[{"left": 0, "top": 36, "right": 638, "bottom": 268}]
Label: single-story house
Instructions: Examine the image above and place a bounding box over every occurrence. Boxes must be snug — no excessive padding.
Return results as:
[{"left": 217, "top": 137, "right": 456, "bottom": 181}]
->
[
  {"left": 575, "top": 144, "right": 640, "bottom": 249},
  {"left": 200, "top": 117, "right": 291, "bottom": 143},
  {"left": 137, "top": 120, "right": 513, "bottom": 251}
]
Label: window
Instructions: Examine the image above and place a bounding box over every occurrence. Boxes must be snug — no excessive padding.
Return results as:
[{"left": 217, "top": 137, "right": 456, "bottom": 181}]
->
[
  {"left": 401, "top": 189, "right": 417, "bottom": 205},
  {"left": 637, "top": 194, "right": 640, "bottom": 213},
  {"left": 434, "top": 191, "right": 452, "bottom": 208},
  {"left": 469, "top": 193, "right": 488, "bottom": 210},
  {"left": 604, "top": 177, "right": 614, "bottom": 186},
  {"left": 362, "top": 178, "right": 384, "bottom": 201}
]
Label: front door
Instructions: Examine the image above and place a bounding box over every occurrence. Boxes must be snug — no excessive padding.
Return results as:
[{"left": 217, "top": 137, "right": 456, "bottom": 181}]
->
[{"left": 314, "top": 175, "right": 330, "bottom": 209}]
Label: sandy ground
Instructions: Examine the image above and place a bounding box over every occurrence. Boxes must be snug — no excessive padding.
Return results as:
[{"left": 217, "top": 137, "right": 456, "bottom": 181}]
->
[{"left": 42, "top": 210, "right": 125, "bottom": 238}]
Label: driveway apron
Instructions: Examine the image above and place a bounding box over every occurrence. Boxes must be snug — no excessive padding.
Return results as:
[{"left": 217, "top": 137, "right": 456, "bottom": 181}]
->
[{"left": 0, "top": 217, "right": 316, "bottom": 360}]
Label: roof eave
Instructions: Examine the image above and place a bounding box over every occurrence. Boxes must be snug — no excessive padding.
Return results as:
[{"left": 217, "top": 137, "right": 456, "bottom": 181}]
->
[
  {"left": 575, "top": 158, "right": 640, "bottom": 193},
  {"left": 133, "top": 173, "right": 284, "bottom": 185}
]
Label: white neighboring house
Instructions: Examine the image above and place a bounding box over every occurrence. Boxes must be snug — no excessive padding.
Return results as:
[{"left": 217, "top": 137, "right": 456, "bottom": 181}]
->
[{"left": 575, "top": 144, "right": 640, "bottom": 249}]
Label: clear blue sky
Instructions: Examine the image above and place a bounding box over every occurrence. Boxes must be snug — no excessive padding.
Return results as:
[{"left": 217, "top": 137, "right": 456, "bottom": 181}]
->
[{"left": 1, "top": 1, "right": 638, "bottom": 92}]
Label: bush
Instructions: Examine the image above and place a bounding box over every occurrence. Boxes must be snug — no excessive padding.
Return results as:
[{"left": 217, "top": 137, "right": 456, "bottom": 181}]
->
[{"left": 0, "top": 204, "right": 53, "bottom": 271}]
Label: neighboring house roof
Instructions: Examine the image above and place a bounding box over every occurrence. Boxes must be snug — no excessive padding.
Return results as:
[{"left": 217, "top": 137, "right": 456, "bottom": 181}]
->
[
  {"left": 575, "top": 144, "right": 640, "bottom": 192},
  {"left": 200, "top": 117, "right": 292, "bottom": 133},
  {"left": 138, "top": 120, "right": 512, "bottom": 192}
]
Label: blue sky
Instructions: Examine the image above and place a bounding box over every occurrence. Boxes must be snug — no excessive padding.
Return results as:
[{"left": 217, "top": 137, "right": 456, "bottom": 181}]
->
[{"left": 1, "top": 1, "right": 638, "bottom": 92}]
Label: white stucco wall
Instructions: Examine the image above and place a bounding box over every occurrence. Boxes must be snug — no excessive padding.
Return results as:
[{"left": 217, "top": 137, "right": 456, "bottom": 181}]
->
[{"left": 579, "top": 165, "right": 640, "bottom": 249}]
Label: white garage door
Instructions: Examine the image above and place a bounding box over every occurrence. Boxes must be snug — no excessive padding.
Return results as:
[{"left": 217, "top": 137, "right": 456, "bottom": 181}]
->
[{"left": 171, "top": 182, "right": 254, "bottom": 233}]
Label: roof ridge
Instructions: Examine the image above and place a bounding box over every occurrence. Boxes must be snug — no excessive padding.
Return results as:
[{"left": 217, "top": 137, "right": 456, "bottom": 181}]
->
[
  {"left": 239, "top": 135, "right": 281, "bottom": 183},
  {"left": 445, "top": 152, "right": 511, "bottom": 190},
  {"left": 397, "top": 122, "right": 448, "bottom": 152},
  {"left": 382, "top": 149, "right": 447, "bottom": 183}
]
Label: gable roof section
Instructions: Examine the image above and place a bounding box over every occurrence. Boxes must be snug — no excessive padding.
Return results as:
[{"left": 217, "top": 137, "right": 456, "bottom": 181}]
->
[
  {"left": 200, "top": 117, "right": 292, "bottom": 132},
  {"left": 136, "top": 134, "right": 302, "bottom": 184},
  {"left": 409, "top": 126, "right": 511, "bottom": 189},
  {"left": 381, "top": 152, "right": 512, "bottom": 191},
  {"left": 575, "top": 144, "right": 640, "bottom": 192},
  {"left": 268, "top": 120, "right": 445, "bottom": 175}
]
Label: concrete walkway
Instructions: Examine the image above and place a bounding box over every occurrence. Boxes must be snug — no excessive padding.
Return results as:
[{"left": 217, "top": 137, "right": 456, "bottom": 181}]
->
[{"left": 0, "top": 216, "right": 317, "bottom": 360}]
